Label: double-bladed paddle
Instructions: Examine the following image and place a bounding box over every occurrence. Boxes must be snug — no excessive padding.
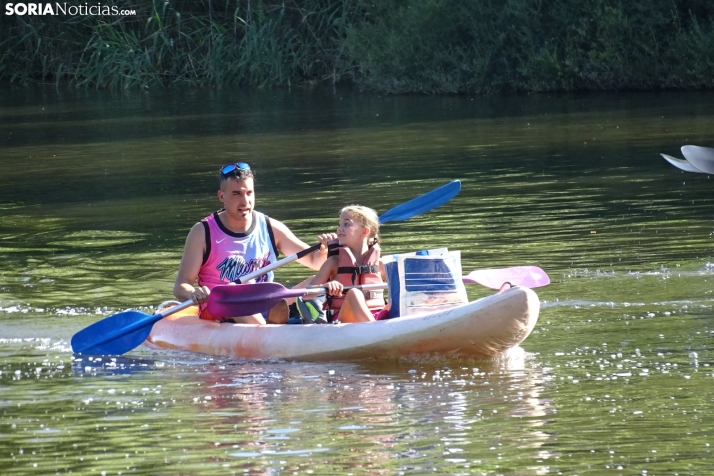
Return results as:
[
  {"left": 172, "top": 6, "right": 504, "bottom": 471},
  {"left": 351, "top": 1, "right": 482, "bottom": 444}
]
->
[
  {"left": 71, "top": 180, "right": 462, "bottom": 355},
  {"left": 235, "top": 180, "right": 461, "bottom": 283},
  {"left": 208, "top": 266, "right": 550, "bottom": 317}
]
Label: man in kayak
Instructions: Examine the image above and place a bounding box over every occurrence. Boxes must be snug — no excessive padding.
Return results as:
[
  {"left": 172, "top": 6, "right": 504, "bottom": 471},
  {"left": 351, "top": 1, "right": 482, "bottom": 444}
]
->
[{"left": 173, "top": 162, "right": 334, "bottom": 324}]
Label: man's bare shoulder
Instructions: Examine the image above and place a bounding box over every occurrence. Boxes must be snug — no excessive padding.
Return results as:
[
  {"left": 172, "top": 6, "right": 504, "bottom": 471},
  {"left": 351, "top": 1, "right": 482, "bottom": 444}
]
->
[{"left": 184, "top": 221, "right": 207, "bottom": 246}]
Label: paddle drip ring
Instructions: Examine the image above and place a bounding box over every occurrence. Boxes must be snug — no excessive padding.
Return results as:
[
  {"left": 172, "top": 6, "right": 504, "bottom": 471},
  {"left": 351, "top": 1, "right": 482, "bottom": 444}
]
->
[{"left": 156, "top": 300, "right": 181, "bottom": 312}]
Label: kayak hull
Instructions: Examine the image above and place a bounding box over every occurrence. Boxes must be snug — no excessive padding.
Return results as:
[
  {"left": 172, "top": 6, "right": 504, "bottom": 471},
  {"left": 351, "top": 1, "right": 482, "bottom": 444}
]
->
[{"left": 145, "top": 286, "right": 540, "bottom": 361}]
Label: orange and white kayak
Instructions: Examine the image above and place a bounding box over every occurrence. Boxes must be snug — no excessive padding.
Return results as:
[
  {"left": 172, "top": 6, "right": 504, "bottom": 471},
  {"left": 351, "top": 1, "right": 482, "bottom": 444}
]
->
[{"left": 144, "top": 286, "right": 540, "bottom": 361}]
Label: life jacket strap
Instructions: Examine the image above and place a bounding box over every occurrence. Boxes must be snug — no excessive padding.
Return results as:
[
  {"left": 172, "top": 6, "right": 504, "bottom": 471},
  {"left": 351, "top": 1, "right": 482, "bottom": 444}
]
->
[
  {"left": 337, "top": 265, "right": 380, "bottom": 285},
  {"left": 337, "top": 265, "right": 380, "bottom": 275}
]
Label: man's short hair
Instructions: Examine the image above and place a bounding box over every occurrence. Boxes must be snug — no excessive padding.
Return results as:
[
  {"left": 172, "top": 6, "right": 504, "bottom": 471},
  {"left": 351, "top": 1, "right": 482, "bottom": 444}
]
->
[{"left": 219, "top": 163, "right": 255, "bottom": 188}]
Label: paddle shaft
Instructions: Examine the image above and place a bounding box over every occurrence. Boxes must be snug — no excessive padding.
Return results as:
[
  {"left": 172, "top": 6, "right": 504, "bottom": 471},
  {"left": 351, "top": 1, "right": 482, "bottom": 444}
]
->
[
  {"left": 300, "top": 283, "right": 387, "bottom": 299},
  {"left": 208, "top": 265, "right": 551, "bottom": 316},
  {"left": 300, "top": 270, "right": 548, "bottom": 293},
  {"left": 237, "top": 243, "right": 322, "bottom": 284}
]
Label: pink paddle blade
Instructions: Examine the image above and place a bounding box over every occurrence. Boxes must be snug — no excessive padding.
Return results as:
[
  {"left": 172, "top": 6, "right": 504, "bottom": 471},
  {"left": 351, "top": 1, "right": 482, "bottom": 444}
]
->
[{"left": 462, "top": 266, "right": 550, "bottom": 289}]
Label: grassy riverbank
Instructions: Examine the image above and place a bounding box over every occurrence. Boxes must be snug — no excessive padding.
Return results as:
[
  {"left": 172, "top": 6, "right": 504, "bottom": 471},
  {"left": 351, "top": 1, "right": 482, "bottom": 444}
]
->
[{"left": 3, "top": 0, "right": 714, "bottom": 93}]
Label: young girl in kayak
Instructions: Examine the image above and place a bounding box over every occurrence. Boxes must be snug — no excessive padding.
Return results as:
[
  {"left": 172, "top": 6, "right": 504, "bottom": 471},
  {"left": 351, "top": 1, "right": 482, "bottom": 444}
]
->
[{"left": 308, "top": 205, "right": 389, "bottom": 323}]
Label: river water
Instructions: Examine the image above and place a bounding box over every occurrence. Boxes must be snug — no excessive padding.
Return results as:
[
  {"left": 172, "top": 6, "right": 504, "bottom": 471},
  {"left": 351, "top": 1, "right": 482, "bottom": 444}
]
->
[{"left": 2, "top": 84, "right": 714, "bottom": 474}]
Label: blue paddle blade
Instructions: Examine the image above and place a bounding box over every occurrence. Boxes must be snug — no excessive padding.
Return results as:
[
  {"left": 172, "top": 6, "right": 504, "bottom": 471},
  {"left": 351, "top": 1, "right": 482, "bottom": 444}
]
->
[
  {"left": 71, "top": 310, "right": 159, "bottom": 355},
  {"left": 378, "top": 180, "right": 461, "bottom": 224}
]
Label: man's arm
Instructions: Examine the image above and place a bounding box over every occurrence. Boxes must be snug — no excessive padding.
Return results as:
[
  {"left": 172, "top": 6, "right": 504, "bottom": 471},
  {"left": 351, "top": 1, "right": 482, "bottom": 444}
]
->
[
  {"left": 269, "top": 218, "right": 333, "bottom": 271},
  {"left": 173, "top": 223, "right": 210, "bottom": 304}
]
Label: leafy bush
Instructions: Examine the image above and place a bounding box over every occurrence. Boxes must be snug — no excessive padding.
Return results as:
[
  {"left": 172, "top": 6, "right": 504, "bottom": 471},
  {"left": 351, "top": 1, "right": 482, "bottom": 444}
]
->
[{"left": 2, "top": 0, "right": 714, "bottom": 92}]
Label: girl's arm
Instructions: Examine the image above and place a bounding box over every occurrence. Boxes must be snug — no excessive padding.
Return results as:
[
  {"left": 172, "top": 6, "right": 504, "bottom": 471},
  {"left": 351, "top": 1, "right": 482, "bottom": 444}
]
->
[
  {"left": 304, "top": 256, "right": 343, "bottom": 298},
  {"left": 310, "top": 255, "right": 338, "bottom": 285}
]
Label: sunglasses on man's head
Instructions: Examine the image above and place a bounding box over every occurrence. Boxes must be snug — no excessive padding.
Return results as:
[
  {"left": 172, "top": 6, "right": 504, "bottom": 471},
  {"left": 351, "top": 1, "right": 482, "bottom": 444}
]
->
[{"left": 221, "top": 162, "right": 251, "bottom": 176}]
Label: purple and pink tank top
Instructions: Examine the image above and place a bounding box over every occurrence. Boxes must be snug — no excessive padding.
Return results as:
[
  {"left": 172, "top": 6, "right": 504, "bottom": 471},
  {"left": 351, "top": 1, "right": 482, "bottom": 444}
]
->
[{"left": 197, "top": 210, "right": 279, "bottom": 290}]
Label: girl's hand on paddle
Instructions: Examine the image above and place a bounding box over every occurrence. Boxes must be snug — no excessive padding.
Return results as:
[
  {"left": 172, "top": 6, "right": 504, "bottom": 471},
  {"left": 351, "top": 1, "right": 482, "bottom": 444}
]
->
[
  {"left": 317, "top": 233, "right": 338, "bottom": 254},
  {"left": 325, "top": 280, "right": 344, "bottom": 296},
  {"left": 191, "top": 286, "right": 211, "bottom": 304}
]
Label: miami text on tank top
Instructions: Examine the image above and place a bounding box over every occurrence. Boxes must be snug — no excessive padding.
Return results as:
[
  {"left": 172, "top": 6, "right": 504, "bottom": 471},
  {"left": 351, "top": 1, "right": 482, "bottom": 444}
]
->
[{"left": 197, "top": 210, "right": 279, "bottom": 289}]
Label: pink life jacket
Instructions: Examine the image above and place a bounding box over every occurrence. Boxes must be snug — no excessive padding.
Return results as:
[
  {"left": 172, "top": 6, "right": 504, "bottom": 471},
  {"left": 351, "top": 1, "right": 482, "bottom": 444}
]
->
[{"left": 329, "top": 244, "right": 384, "bottom": 311}]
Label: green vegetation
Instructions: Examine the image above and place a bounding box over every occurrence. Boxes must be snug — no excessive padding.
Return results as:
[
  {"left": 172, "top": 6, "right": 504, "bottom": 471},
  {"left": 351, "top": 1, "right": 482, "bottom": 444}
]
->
[{"left": 3, "top": 0, "right": 714, "bottom": 93}]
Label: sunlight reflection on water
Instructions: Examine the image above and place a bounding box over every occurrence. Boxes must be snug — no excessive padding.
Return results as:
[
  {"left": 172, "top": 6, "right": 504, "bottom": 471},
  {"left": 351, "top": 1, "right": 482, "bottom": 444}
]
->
[{"left": 2, "top": 86, "right": 714, "bottom": 473}]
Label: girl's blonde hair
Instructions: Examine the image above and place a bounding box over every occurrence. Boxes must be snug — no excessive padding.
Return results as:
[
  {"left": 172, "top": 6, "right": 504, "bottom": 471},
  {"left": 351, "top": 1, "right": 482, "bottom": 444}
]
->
[{"left": 340, "top": 205, "right": 381, "bottom": 246}]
